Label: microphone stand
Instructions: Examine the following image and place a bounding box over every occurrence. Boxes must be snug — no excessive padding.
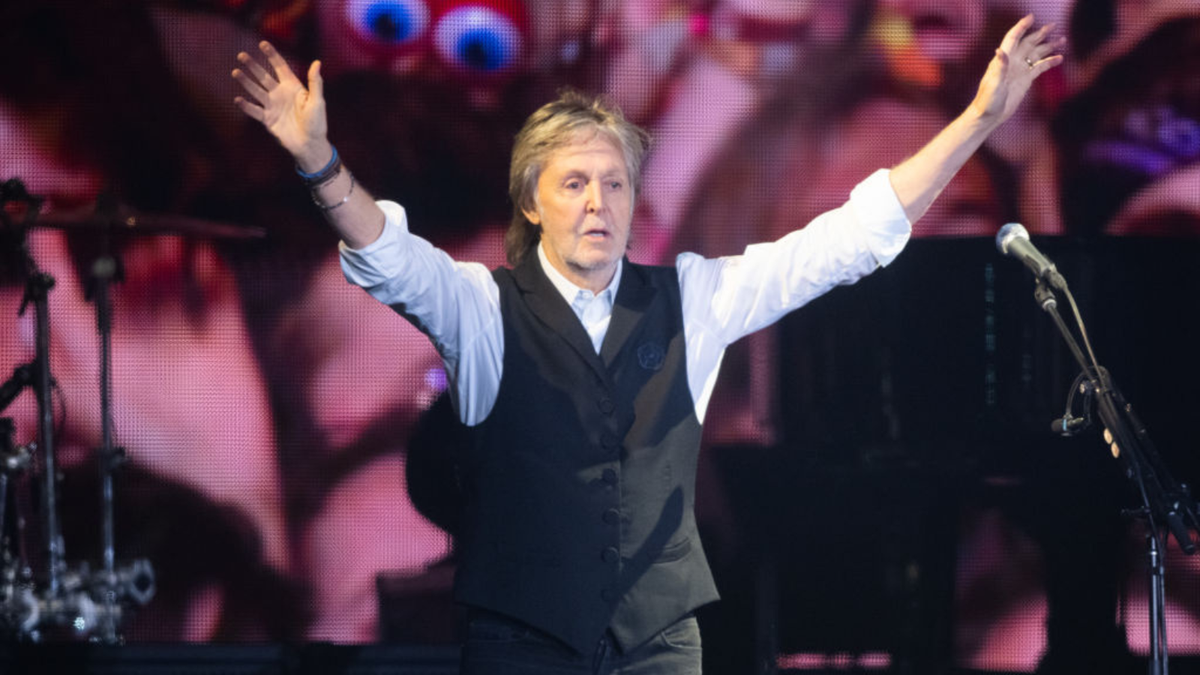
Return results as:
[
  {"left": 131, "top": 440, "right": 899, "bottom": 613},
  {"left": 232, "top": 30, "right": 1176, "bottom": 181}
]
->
[{"left": 1029, "top": 277, "right": 1199, "bottom": 675}]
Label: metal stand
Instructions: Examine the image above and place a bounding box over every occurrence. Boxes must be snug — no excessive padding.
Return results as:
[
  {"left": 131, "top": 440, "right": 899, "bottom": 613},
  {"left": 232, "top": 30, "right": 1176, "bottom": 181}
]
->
[
  {"left": 1146, "top": 528, "right": 1168, "bottom": 674},
  {"left": 1026, "top": 276, "right": 1199, "bottom": 675},
  {"left": 0, "top": 178, "right": 154, "bottom": 642},
  {"left": 88, "top": 206, "right": 129, "bottom": 644}
]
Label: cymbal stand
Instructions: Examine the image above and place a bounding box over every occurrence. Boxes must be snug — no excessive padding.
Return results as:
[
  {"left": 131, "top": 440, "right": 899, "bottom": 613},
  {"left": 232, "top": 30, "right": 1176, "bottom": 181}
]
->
[
  {"left": 0, "top": 179, "right": 155, "bottom": 642},
  {"left": 2, "top": 181, "right": 67, "bottom": 599},
  {"left": 87, "top": 209, "right": 128, "bottom": 644}
]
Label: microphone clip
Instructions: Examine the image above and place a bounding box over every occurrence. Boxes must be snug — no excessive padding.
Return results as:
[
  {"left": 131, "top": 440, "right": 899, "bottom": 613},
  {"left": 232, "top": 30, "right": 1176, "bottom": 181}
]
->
[
  {"left": 1052, "top": 372, "right": 1097, "bottom": 437},
  {"left": 1051, "top": 415, "right": 1088, "bottom": 437}
]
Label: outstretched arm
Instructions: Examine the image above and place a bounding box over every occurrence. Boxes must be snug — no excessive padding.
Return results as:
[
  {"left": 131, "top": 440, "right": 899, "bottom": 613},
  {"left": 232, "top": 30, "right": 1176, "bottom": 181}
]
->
[
  {"left": 889, "top": 15, "right": 1064, "bottom": 225},
  {"left": 232, "top": 41, "right": 384, "bottom": 249}
]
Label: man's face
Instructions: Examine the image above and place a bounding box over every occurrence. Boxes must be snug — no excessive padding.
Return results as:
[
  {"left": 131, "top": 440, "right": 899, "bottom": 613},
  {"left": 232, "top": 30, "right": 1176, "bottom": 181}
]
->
[{"left": 524, "top": 132, "right": 633, "bottom": 291}]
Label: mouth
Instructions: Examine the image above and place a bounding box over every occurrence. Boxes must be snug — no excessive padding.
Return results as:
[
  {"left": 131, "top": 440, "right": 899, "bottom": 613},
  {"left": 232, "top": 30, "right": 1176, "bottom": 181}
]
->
[
  {"left": 904, "top": 9, "right": 976, "bottom": 62},
  {"left": 734, "top": 16, "right": 809, "bottom": 43},
  {"left": 911, "top": 13, "right": 955, "bottom": 35}
]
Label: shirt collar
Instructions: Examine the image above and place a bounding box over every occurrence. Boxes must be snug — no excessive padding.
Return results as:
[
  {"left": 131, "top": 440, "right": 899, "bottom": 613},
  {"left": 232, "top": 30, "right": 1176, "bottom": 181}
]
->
[{"left": 536, "top": 242, "right": 622, "bottom": 306}]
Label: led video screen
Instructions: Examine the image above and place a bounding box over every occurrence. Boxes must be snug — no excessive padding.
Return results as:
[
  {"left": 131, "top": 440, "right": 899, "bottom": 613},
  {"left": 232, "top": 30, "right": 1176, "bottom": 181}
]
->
[{"left": 1, "top": 1, "right": 1197, "bottom": 671}]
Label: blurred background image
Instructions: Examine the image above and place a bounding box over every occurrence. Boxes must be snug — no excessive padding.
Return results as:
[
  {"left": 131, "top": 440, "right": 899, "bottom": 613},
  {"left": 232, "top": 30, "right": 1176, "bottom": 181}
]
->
[{"left": 0, "top": 1, "right": 1197, "bottom": 673}]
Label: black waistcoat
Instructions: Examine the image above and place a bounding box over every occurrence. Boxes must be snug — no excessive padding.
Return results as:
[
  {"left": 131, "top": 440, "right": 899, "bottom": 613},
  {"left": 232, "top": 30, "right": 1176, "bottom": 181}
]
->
[{"left": 453, "top": 255, "right": 718, "bottom": 654}]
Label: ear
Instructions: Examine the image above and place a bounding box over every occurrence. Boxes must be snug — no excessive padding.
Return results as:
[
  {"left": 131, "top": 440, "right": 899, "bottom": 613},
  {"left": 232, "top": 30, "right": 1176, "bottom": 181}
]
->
[{"left": 522, "top": 204, "right": 541, "bottom": 225}]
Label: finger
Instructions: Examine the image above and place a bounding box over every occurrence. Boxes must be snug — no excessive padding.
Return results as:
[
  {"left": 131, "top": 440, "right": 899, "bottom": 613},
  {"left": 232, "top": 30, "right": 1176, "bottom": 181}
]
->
[
  {"left": 237, "top": 51, "right": 277, "bottom": 90},
  {"left": 1030, "top": 53, "right": 1065, "bottom": 77},
  {"left": 234, "top": 96, "right": 266, "bottom": 123},
  {"left": 307, "top": 60, "right": 324, "bottom": 106},
  {"left": 259, "top": 40, "right": 299, "bottom": 85},
  {"left": 1023, "top": 22, "right": 1054, "bottom": 48},
  {"left": 1030, "top": 35, "right": 1067, "bottom": 61},
  {"left": 231, "top": 68, "right": 270, "bottom": 105},
  {"left": 999, "top": 14, "right": 1035, "bottom": 55}
]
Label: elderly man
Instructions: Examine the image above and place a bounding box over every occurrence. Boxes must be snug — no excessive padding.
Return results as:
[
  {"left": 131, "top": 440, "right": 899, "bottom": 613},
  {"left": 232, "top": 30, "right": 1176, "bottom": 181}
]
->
[{"left": 232, "top": 15, "right": 1061, "bottom": 674}]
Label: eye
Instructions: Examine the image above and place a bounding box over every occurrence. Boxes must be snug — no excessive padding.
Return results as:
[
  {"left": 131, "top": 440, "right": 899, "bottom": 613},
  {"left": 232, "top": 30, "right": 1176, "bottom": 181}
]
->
[
  {"left": 343, "top": 0, "right": 431, "bottom": 46},
  {"left": 432, "top": 5, "right": 524, "bottom": 73}
]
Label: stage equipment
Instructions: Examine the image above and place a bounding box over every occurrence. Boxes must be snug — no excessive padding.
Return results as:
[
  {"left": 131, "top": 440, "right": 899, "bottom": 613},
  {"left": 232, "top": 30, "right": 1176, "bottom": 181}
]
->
[
  {"left": 996, "top": 223, "right": 1200, "bottom": 675},
  {"left": 36, "top": 205, "right": 266, "bottom": 240},
  {"left": 0, "top": 178, "right": 157, "bottom": 643}
]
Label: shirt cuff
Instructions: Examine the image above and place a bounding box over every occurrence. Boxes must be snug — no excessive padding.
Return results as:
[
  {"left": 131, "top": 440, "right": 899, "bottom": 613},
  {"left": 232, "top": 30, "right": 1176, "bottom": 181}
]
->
[
  {"left": 849, "top": 169, "right": 912, "bottom": 267},
  {"left": 338, "top": 200, "right": 409, "bottom": 287}
]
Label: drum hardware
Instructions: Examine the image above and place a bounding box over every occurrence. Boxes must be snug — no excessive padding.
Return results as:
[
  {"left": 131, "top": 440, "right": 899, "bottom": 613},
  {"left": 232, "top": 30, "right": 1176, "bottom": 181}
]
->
[
  {"left": 36, "top": 204, "right": 266, "bottom": 240},
  {"left": 0, "top": 178, "right": 156, "bottom": 643}
]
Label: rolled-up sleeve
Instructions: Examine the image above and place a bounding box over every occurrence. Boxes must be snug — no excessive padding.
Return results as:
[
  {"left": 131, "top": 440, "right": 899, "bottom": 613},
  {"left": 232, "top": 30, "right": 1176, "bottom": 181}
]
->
[
  {"left": 338, "top": 201, "right": 412, "bottom": 288},
  {"left": 338, "top": 200, "right": 502, "bottom": 423},
  {"left": 681, "top": 168, "right": 910, "bottom": 346},
  {"left": 848, "top": 168, "right": 910, "bottom": 267},
  {"left": 677, "top": 169, "right": 910, "bottom": 415}
]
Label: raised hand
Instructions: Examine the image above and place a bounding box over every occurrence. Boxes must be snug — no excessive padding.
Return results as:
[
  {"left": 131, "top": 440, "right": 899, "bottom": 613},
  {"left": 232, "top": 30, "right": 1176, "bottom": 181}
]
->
[
  {"left": 887, "top": 16, "right": 1064, "bottom": 224},
  {"left": 970, "top": 15, "right": 1065, "bottom": 127},
  {"left": 232, "top": 41, "right": 330, "bottom": 170}
]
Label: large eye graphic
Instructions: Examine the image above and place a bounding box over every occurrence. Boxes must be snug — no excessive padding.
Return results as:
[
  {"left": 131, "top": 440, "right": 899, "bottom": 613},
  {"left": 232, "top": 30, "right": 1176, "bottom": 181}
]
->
[
  {"left": 343, "top": 0, "right": 431, "bottom": 46},
  {"left": 432, "top": 5, "right": 524, "bottom": 73}
]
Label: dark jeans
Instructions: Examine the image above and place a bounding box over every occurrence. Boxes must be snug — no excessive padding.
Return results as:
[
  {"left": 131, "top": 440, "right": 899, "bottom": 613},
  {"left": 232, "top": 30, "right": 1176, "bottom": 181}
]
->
[{"left": 459, "top": 610, "right": 702, "bottom": 675}]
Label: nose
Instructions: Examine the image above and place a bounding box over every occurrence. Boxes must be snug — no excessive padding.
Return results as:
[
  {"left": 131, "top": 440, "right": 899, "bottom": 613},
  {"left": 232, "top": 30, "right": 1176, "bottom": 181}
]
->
[{"left": 586, "top": 181, "right": 604, "bottom": 213}]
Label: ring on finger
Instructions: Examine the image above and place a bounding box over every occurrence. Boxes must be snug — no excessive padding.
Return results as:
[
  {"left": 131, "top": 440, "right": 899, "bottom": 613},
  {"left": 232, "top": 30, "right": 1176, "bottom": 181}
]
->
[{"left": 1024, "top": 56, "right": 1035, "bottom": 69}]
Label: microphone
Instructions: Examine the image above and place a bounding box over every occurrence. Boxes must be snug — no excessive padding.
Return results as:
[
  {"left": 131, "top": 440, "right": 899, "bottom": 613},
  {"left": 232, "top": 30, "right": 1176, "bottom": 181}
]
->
[
  {"left": 995, "top": 223, "right": 1066, "bottom": 289},
  {"left": 1050, "top": 415, "right": 1088, "bottom": 436}
]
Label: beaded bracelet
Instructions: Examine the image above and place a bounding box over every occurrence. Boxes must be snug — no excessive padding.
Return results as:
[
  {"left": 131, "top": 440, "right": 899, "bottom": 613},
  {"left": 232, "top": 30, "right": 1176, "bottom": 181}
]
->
[
  {"left": 296, "top": 146, "right": 342, "bottom": 187},
  {"left": 313, "top": 171, "right": 355, "bottom": 212}
]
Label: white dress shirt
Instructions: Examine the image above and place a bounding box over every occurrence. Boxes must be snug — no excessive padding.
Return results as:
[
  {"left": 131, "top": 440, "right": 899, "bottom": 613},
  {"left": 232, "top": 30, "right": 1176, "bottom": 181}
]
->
[
  {"left": 339, "top": 168, "right": 911, "bottom": 426},
  {"left": 538, "top": 243, "right": 622, "bottom": 354}
]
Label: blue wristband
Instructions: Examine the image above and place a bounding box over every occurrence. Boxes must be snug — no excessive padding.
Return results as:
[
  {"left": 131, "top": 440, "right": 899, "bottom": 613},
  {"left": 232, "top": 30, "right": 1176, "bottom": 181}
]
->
[{"left": 296, "top": 146, "right": 339, "bottom": 181}]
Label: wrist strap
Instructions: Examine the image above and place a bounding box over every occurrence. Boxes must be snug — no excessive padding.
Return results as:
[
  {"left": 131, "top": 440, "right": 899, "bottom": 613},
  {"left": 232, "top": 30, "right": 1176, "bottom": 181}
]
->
[{"left": 296, "top": 146, "right": 341, "bottom": 186}]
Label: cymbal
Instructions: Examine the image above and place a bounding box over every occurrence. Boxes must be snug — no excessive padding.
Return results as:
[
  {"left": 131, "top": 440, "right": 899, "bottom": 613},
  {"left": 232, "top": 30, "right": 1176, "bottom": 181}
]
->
[{"left": 34, "top": 207, "right": 266, "bottom": 240}]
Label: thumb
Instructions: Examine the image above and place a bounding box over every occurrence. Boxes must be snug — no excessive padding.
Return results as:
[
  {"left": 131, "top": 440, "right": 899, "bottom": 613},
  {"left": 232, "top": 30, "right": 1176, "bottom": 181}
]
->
[
  {"left": 307, "top": 60, "right": 324, "bottom": 107},
  {"left": 993, "top": 48, "right": 1010, "bottom": 71}
]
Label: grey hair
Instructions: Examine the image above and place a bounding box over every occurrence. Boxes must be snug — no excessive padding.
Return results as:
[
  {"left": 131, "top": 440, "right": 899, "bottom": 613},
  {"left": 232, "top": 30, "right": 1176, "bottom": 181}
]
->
[{"left": 505, "top": 88, "right": 651, "bottom": 266}]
